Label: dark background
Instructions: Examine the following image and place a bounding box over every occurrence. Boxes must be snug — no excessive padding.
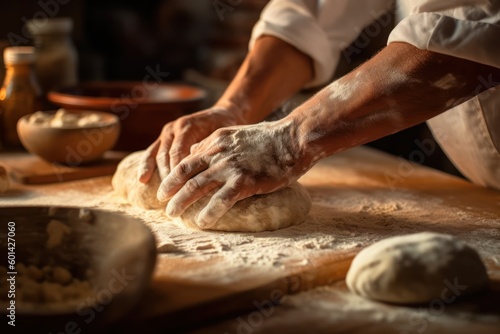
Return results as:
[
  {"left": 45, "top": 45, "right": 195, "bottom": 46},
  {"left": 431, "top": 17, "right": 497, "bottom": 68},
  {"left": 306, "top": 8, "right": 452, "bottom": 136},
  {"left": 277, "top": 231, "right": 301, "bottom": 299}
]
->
[{"left": 0, "top": 0, "right": 462, "bottom": 177}]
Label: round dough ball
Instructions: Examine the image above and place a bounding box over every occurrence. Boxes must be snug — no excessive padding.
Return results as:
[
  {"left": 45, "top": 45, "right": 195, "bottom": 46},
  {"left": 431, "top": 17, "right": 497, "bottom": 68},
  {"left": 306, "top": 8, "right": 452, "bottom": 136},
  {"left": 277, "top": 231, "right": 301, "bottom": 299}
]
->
[
  {"left": 346, "top": 232, "right": 488, "bottom": 304},
  {"left": 112, "top": 151, "right": 312, "bottom": 232}
]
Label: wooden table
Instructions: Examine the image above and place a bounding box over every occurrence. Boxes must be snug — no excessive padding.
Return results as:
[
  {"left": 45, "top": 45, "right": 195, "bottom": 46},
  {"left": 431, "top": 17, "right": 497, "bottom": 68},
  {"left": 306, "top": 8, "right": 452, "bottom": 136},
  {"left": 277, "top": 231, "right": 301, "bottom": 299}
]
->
[{"left": 1, "top": 147, "right": 499, "bottom": 333}]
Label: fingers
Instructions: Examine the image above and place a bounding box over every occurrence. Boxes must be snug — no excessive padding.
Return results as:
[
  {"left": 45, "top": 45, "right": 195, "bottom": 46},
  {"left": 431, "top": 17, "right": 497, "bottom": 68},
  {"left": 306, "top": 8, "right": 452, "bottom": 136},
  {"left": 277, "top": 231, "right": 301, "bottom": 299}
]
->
[
  {"left": 165, "top": 174, "right": 220, "bottom": 217},
  {"left": 196, "top": 184, "right": 243, "bottom": 229},
  {"left": 138, "top": 124, "right": 174, "bottom": 182},
  {"left": 156, "top": 139, "right": 172, "bottom": 181},
  {"left": 157, "top": 155, "right": 210, "bottom": 202},
  {"left": 190, "top": 143, "right": 199, "bottom": 154},
  {"left": 169, "top": 135, "right": 196, "bottom": 172},
  {"left": 138, "top": 141, "right": 160, "bottom": 183}
]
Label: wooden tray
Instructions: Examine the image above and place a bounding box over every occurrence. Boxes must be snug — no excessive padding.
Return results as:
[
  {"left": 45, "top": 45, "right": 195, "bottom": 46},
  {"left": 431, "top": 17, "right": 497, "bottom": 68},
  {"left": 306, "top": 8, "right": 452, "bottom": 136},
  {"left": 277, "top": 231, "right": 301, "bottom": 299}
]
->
[{"left": 3, "top": 151, "right": 127, "bottom": 184}]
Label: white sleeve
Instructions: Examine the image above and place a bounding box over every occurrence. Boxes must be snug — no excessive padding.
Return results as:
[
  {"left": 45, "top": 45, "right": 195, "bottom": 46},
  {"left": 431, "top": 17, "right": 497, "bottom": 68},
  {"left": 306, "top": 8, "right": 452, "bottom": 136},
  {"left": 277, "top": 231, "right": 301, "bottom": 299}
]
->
[
  {"left": 249, "top": 0, "right": 393, "bottom": 88},
  {"left": 389, "top": 0, "right": 500, "bottom": 69}
]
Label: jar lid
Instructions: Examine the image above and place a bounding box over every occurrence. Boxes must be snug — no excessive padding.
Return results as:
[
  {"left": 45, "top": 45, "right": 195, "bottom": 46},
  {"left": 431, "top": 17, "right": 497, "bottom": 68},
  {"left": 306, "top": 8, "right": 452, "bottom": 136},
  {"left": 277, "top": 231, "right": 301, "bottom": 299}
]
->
[
  {"left": 26, "top": 17, "right": 73, "bottom": 35},
  {"left": 3, "top": 47, "right": 36, "bottom": 64}
]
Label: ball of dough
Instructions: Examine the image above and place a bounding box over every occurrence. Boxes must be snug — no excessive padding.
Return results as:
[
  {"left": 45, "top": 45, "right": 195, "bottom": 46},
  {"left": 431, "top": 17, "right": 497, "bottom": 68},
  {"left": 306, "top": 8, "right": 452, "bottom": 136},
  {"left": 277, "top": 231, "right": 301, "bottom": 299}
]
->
[
  {"left": 346, "top": 232, "right": 488, "bottom": 304},
  {"left": 112, "top": 151, "right": 164, "bottom": 210},
  {"left": 112, "top": 151, "right": 312, "bottom": 232}
]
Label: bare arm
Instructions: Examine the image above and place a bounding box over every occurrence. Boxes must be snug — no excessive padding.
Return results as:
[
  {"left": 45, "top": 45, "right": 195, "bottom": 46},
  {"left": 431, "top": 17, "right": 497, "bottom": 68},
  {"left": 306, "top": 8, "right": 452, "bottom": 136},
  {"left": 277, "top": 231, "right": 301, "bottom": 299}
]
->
[
  {"left": 216, "top": 35, "right": 313, "bottom": 123},
  {"left": 293, "top": 42, "right": 500, "bottom": 168},
  {"left": 139, "top": 35, "right": 313, "bottom": 182},
  {"left": 160, "top": 42, "right": 500, "bottom": 228}
]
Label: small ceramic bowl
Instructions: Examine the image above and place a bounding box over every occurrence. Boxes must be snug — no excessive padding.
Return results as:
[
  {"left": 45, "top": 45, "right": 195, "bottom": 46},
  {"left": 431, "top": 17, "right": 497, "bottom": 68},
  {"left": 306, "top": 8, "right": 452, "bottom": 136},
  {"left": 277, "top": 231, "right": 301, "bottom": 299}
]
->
[
  {"left": 17, "top": 110, "right": 120, "bottom": 166},
  {"left": 48, "top": 81, "right": 207, "bottom": 151}
]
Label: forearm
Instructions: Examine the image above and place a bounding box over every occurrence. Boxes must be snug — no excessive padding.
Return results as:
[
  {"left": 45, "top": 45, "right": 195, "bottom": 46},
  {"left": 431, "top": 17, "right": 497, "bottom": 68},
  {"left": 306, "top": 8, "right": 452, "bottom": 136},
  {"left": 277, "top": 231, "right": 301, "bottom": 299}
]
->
[
  {"left": 154, "top": 41, "right": 500, "bottom": 228},
  {"left": 215, "top": 35, "right": 313, "bottom": 124},
  {"left": 286, "top": 42, "right": 500, "bottom": 167}
]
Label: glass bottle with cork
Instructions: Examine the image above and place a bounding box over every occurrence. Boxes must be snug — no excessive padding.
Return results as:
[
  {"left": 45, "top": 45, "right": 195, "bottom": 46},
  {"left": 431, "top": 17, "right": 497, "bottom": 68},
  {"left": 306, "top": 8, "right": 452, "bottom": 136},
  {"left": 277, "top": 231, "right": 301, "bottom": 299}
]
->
[{"left": 0, "top": 46, "right": 42, "bottom": 149}]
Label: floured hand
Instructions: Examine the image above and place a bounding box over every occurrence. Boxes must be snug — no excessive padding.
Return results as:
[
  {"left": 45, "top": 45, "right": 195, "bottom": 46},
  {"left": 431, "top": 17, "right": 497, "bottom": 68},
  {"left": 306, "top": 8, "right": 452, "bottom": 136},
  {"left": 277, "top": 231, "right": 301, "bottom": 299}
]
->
[
  {"left": 157, "top": 120, "right": 312, "bottom": 229},
  {"left": 138, "top": 106, "right": 246, "bottom": 183}
]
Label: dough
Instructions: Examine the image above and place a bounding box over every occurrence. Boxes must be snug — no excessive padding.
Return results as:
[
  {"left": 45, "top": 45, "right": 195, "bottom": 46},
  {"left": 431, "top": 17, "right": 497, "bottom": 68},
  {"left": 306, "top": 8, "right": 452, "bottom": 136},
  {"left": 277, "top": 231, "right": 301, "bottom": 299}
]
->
[
  {"left": 0, "top": 262, "right": 93, "bottom": 307},
  {"left": 29, "top": 108, "right": 106, "bottom": 128},
  {"left": 112, "top": 151, "right": 312, "bottom": 232},
  {"left": 46, "top": 219, "right": 71, "bottom": 249},
  {"left": 346, "top": 232, "right": 488, "bottom": 304}
]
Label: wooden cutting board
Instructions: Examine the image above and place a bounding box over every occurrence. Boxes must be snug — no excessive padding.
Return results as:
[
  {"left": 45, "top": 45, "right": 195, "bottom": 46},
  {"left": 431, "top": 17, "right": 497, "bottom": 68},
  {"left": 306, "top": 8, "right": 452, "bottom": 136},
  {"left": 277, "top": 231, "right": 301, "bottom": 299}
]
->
[
  {"left": 2, "top": 147, "right": 500, "bottom": 332},
  {"left": 2, "top": 151, "right": 128, "bottom": 184},
  {"left": 120, "top": 147, "right": 500, "bottom": 331}
]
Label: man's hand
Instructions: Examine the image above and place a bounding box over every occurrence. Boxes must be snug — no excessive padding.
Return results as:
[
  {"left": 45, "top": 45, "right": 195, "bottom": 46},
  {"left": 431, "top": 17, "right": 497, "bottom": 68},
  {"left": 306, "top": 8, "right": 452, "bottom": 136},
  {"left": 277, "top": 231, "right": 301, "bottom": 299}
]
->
[
  {"left": 137, "top": 36, "right": 312, "bottom": 185},
  {"left": 156, "top": 121, "right": 310, "bottom": 229},
  {"left": 138, "top": 106, "right": 245, "bottom": 183},
  {"left": 152, "top": 42, "right": 500, "bottom": 231}
]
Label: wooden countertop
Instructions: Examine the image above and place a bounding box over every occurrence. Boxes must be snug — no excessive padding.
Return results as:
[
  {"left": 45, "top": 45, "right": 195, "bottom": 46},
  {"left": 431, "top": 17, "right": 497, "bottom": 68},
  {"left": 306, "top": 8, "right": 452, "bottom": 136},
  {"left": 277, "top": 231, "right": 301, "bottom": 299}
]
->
[{"left": 1, "top": 146, "right": 499, "bottom": 333}]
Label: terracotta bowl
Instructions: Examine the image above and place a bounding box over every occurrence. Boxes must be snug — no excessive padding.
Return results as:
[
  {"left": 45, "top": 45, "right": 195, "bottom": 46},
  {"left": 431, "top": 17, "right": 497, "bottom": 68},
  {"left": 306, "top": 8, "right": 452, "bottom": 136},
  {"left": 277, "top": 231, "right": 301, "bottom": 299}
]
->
[
  {"left": 17, "top": 111, "right": 120, "bottom": 166},
  {"left": 48, "top": 81, "right": 207, "bottom": 151}
]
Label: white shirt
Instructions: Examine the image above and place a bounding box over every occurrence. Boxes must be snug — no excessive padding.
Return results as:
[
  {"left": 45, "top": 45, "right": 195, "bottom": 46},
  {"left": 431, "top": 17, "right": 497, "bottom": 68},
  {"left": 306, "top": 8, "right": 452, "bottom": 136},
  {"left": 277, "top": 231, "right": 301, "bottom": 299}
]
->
[{"left": 249, "top": 0, "right": 500, "bottom": 190}]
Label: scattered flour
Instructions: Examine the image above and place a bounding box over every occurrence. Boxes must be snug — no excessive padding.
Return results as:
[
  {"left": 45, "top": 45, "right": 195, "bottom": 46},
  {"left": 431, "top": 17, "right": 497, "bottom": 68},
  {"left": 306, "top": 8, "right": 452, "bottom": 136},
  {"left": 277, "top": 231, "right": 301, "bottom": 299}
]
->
[
  {"left": 2, "top": 147, "right": 499, "bottom": 331},
  {"left": 328, "top": 76, "right": 359, "bottom": 102},
  {"left": 2, "top": 148, "right": 499, "bottom": 285},
  {"left": 433, "top": 73, "right": 461, "bottom": 90}
]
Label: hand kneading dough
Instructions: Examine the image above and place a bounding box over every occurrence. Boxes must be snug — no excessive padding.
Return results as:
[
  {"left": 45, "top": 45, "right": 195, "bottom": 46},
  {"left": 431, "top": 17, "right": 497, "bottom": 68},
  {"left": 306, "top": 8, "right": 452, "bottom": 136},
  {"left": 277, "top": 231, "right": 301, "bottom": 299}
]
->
[
  {"left": 346, "top": 232, "right": 488, "bottom": 304},
  {"left": 112, "top": 151, "right": 312, "bottom": 232}
]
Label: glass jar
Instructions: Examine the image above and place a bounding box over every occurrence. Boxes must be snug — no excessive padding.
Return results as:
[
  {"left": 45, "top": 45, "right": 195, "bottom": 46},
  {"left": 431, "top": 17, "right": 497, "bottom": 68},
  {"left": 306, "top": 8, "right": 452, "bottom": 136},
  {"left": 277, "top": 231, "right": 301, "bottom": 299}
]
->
[
  {"left": 0, "top": 47, "right": 42, "bottom": 148},
  {"left": 27, "top": 18, "right": 78, "bottom": 92}
]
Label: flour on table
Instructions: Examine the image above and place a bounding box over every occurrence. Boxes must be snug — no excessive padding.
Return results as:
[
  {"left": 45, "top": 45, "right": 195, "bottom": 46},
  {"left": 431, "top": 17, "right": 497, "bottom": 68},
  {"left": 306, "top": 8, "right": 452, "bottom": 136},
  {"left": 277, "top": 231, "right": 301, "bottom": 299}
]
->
[
  {"left": 4, "top": 147, "right": 500, "bottom": 333},
  {"left": 3, "top": 148, "right": 499, "bottom": 285}
]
